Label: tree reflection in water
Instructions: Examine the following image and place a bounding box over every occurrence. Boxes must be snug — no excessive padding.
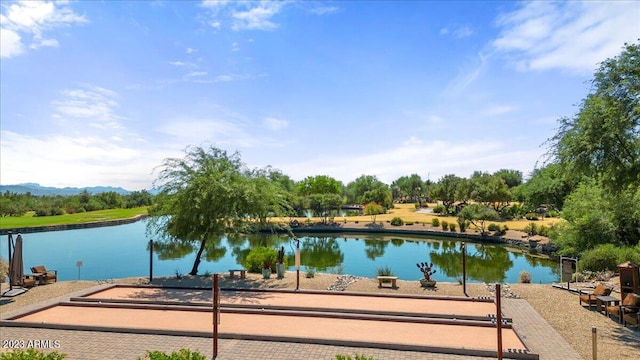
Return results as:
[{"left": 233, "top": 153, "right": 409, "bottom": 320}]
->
[
  {"left": 298, "top": 236, "right": 344, "bottom": 271},
  {"left": 430, "top": 242, "right": 513, "bottom": 283}
]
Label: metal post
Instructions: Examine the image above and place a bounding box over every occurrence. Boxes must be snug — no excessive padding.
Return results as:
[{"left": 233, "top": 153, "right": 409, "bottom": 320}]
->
[
  {"left": 295, "top": 238, "right": 300, "bottom": 291},
  {"left": 496, "top": 284, "right": 503, "bottom": 360},
  {"left": 213, "top": 273, "right": 219, "bottom": 359},
  {"left": 149, "top": 239, "right": 154, "bottom": 283},
  {"left": 7, "top": 232, "right": 13, "bottom": 291},
  {"left": 462, "top": 242, "right": 467, "bottom": 297},
  {"left": 592, "top": 326, "right": 597, "bottom": 360}
]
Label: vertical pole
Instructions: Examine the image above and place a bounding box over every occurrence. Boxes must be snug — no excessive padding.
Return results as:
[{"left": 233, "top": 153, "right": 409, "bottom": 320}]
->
[
  {"left": 591, "top": 326, "right": 597, "bottom": 360},
  {"left": 7, "top": 232, "right": 13, "bottom": 291},
  {"left": 496, "top": 283, "right": 503, "bottom": 360},
  {"left": 295, "top": 239, "right": 300, "bottom": 291},
  {"left": 462, "top": 242, "right": 467, "bottom": 297},
  {"left": 149, "top": 239, "right": 154, "bottom": 283},
  {"left": 213, "top": 273, "right": 219, "bottom": 359}
]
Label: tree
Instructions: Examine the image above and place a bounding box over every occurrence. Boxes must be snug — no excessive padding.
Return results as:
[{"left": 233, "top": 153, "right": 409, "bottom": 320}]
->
[
  {"left": 147, "top": 145, "right": 284, "bottom": 275},
  {"left": 364, "top": 202, "right": 384, "bottom": 223},
  {"left": 515, "top": 163, "right": 574, "bottom": 210},
  {"left": 431, "top": 174, "right": 461, "bottom": 213},
  {"left": 345, "top": 175, "right": 392, "bottom": 208},
  {"left": 457, "top": 203, "right": 499, "bottom": 234},
  {"left": 493, "top": 169, "right": 523, "bottom": 189},
  {"left": 470, "top": 173, "right": 511, "bottom": 212},
  {"left": 297, "top": 175, "right": 343, "bottom": 196},
  {"left": 547, "top": 40, "right": 640, "bottom": 249},
  {"left": 391, "top": 174, "right": 425, "bottom": 206}
]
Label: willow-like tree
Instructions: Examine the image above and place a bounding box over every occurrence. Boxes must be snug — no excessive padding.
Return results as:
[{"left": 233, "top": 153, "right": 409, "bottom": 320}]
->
[{"left": 147, "top": 145, "right": 287, "bottom": 275}]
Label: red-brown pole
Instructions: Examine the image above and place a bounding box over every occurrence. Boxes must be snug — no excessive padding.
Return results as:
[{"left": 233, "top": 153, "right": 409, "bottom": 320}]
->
[
  {"left": 213, "top": 273, "right": 219, "bottom": 359},
  {"left": 496, "top": 283, "right": 503, "bottom": 360}
]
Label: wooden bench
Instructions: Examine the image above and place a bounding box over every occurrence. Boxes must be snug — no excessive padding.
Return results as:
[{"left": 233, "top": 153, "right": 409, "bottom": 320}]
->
[
  {"left": 377, "top": 276, "right": 398, "bottom": 288},
  {"left": 229, "top": 269, "right": 247, "bottom": 279}
]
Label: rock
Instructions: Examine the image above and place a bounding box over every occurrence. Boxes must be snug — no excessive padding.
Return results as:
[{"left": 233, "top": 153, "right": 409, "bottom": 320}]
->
[{"left": 327, "top": 274, "right": 360, "bottom": 291}]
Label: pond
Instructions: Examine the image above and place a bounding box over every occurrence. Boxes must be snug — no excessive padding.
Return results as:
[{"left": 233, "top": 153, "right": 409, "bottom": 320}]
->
[{"left": 1, "top": 220, "right": 559, "bottom": 283}]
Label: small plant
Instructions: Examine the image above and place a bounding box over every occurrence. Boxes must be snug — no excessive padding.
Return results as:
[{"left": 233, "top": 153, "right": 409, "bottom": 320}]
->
[
  {"left": 440, "top": 220, "right": 448, "bottom": 231},
  {"left": 277, "top": 246, "right": 285, "bottom": 264},
  {"left": 417, "top": 262, "right": 437, "bottom": 281},
  {"left": 524, "top": 222, "right": 538, "bottom": 237},
  {"left": 432, "top": 204, "right": 446, "bottom": 214},
  {"left": 431, "top": 218, "right": 440, "bottom": 227},
  {"left": 377, "top": 265, "right": 394, "bottom": 277},
  {"left": 138, "top": 349, "right": 207, "bottom": 360},
  {"left": 487, "top": 223, "right": 500, "bottom": 232},
  {"left": 519, "top": 271, "right": 532, "bottom": 283},
  {"left": 175, "top": 269, "right": 183, "bottom": 279},
  {"left": 524, "top": 213, "right": 539, "bottom": 220},
  {"left": 448, "top": 223, "right": 456, "bottom": 232},
  {"left": 335, "top": 354, "right": 375, "bottom": 360},
  {"left": 390, "top": 217, "right": 404, "bottom": 226},
  {"left": 0, "top": 349, "right": 66, "bottom": 360},
  {"left": 244, "top": 246, "right": 277, "bottom": 272},
  {"left": 305, "top": 269, "right": 315, "bottom": 278}
]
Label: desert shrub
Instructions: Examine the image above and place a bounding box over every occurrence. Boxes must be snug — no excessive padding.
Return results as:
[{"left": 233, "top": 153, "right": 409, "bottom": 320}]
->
[
  {"left": 305, "top": 269, "right": 315, "bottom": 278},
  {"left": 448, "top": 223, "right": 456, "bottom": 232},
  {"left": 376, "top": 265, "right": 394, "bottom": 276},
  {"left": 523, "top": 222, "right": 538, "bottom": 236},
  {"left": 578, "top": 244, "right": 620, "bottom": 272},
  {"left": 502, "top": 225, "right": 509, "bottom": 232},
  {"left": 487, "top": 223, "right": 500, "bottom": 232},
  {"left": 431, "top": 218, "right": 440, "bottom": 227},
  {"left": 244, "top": 246, "right": 277, "bottom": 273},
  {"left": 548, "top": 210, "right": 560, "bottom": 217},
  {"left": 405, "top": 221, "right": 414, "bottom": 225},
  {"left": 618, "top": 244, "right": 640, "bottom": 264},
  {"left": 440, "top": 220, "right": 448, "bottom": 231},
  {"left": 537, "top": 225, "right": 549, "bottom": 237},
  {"left": 519, "top": 271, "right": 532, "bottom": 283},
  {"left": 138, "top": 349, "right": 206, "bottom": 360},
  {"left": 432, "top": 205, "right": 446, "bottom": 214},
  {"left": 524, "top": 213, "right": 539, "bottom": 221},
  {"left": 457, "top": 218, "right": 468, "bottom": 232},
  {"left": 335, "top": 354, "right": 375, "bottom": 360},
  {"left": 0, "top": 349, "right": 66, "bottom": 360},
  {"left": 390, "top": 217, "right": 404, "bottom": 226}
]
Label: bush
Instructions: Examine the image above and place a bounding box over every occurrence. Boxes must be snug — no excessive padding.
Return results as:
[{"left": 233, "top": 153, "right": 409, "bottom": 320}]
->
[
  {"left": 376, "top": 265, "right": 395, "bottom": 282},
  {"left": 440, "top": 220, "right": 448, "bottom": 231},
  {"left": 0, "top": 349, "right": 66, "bottom": 360},
  {"left": 457, "top": 218, "right": 468, "bottom": 232},
  {"left": 524, "top": 213, "right": 539, "bottom": 220},
  {"left": 405, "top": 221, "right": 414, "bottom": 225},
  {"left": 448, "top": 223, "right": 456, "bottom": 232},
  {"left": 519, "top": 271, "right": 531, "bottom": 283},
  {"left": 537, "top": 225, "right": 549, "bottom": 237},
  {"left": 578, "top": 244, "right": 619, "bottom": 272},
  {"left": 244, "top": 246, "right": 277, "bottom": 273},
  {"left": 431, "top": 218, "right": 440, "bottom": 227},
  {"left": 305, "top": 269, "right": 315, "bottom": 278},
  {"left": 487, "top": 223, "right": 500, "bottom": 232},
  {"left": 390, "top": 217, "right": 404, "bottom": 226},
  {"left": 523, "top": 222, "right": 538, "bottom": 236},
  {"left": 138, "top": 349, "right": 206, "bottom": 360},
  {"left": 548, "top": 210, "right": 560, "bottom": 217},
  {"left": 432, "top": 205, "right": 446, "bottom": 214}
]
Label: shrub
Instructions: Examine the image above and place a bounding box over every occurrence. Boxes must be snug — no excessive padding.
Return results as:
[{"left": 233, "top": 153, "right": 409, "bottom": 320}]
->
[
  {"left": 376, "top": 265, "right": 395, "bottom": 278},
  {"left": 548, "top": 210, "right": 560, "bottom": 217},
  {"left": 244, "top": 246, "right": 278, "bottom": 273},
  {"left": 524, "top": 213, "right": 539, "bottom": 220},
  {"left": 390, "top": 217, "right": 404, "bottom": 226},
  {"left": 578, "top": 244, "right": 619, "bottom": 272},
  {"left": 432, "top": 205, "right": 446, "bottom": 214},
  {"left": 431, "top": 218, "right": 440, "bottom": 227},
  {"left": 457, "top": 218, "right": 468, "bottom": 232},
  {"left": 0, "top": 349, "right": 66, "bottom": 360},
  {"left": 537, "top": 225, "right": 549, "bottom": 237},
  {"left": 440, "top": 220, "right": 448, "bottom": 231},
  {"left": 305, "top": 269, "right": 315, "bottom": 278},
  {"left": 487, "top": 223, "right": 500, "bottom": 232},
  {"left": 523, "top": 222, "right": 538, "bottom": 236},
  {"left": 138, "top": 349, "right": 206, "bottom": 360},
  {"left": 448, "top": 223, "right": 456, "bottom": 232},
  {"left": 519, "top": 271, "right": 531, "bottom": 283},
  {"left": 502, "top": 225, "right": 509, "bottom": 232},
  {"left": 405, "top": 221, "right": 414, "bottom": 225},
  {"left": 335, "top": 354, "right": 375, "bottom": 360}
]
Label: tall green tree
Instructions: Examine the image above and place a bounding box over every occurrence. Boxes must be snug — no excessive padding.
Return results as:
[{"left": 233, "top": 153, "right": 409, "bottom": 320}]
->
[
  {"left": 147, "top": 145, "right": 285, "bottom": 275},
  {"left": 431, "top": 174, "right": 462, "bottom": 212},
  {"left": 548, "top": 41, "right": 640, "bottom": 248}
]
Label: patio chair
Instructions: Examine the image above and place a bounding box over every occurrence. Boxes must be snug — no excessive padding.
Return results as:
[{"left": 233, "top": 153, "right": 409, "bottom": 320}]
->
[
  {"left": 30, "top": 265, "right": 58, "bottom": 284},
  {"left": 578, "top": 284, "right": 612, "bottom": 309},
  {"left": 606, "top": 293, "right": 640, "bottom": 323}
]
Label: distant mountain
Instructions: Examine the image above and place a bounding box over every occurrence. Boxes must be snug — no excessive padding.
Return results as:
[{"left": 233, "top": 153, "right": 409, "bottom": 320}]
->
[{"left": 0, "top": 183, "right": 131, "bottom": 196}]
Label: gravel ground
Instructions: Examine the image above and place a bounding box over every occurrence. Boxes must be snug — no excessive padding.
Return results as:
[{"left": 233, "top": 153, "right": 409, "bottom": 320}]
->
[{"left": 2, "top": 273, "right": 639, "bottom": 359}]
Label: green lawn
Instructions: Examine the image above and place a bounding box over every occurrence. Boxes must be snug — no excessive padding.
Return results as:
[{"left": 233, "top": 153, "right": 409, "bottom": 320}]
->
[{"left": 0, "top": 207, "right": 148, "bottom": 229}]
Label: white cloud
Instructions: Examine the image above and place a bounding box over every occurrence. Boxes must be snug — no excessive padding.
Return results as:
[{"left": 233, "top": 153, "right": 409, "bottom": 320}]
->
[
  {"left": 51, "top": 86, "right": 123, "bottom": 129},
  {"left": 277, "top": 138, "right": 542, "bottom": 184},
  {"left": 231, "top": 2, "right": 283, "bottom": 31},
  {"left": 493, "top": 1, "right": 640, "bottom": 74},
  {"left": 453, "top": 26, "right": 473, "bottom": 38},
  {"left": 0, "top": 0, "right": 87, "bottom": 58},
  {"left": 0, "top": 28, "right": 23, "bottom": 57},
  {"left": 0, "top": 130, "right": 162, "bottom": 190},
  {"left": 186, "top": 71, "right": 207, "bottom": 77},
  {"left": 263, "top": 117, "right": 288, "bottom": 131},
  {"left": 480, "top": 104, "right": 515, "bottom": 117},
  {"left": 309, "top": 6, "right": 339, "bottom": 15}
]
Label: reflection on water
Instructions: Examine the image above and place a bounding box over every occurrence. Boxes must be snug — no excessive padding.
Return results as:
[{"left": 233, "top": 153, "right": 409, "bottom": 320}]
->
[{"left": 3, "top": 221, "right": 558, "bottom": 283}]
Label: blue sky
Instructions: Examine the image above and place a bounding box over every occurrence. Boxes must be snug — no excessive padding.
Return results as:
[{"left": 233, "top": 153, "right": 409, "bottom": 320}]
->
[{"left": 1, "top": 1, "right": 638, "bottom": 191}]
